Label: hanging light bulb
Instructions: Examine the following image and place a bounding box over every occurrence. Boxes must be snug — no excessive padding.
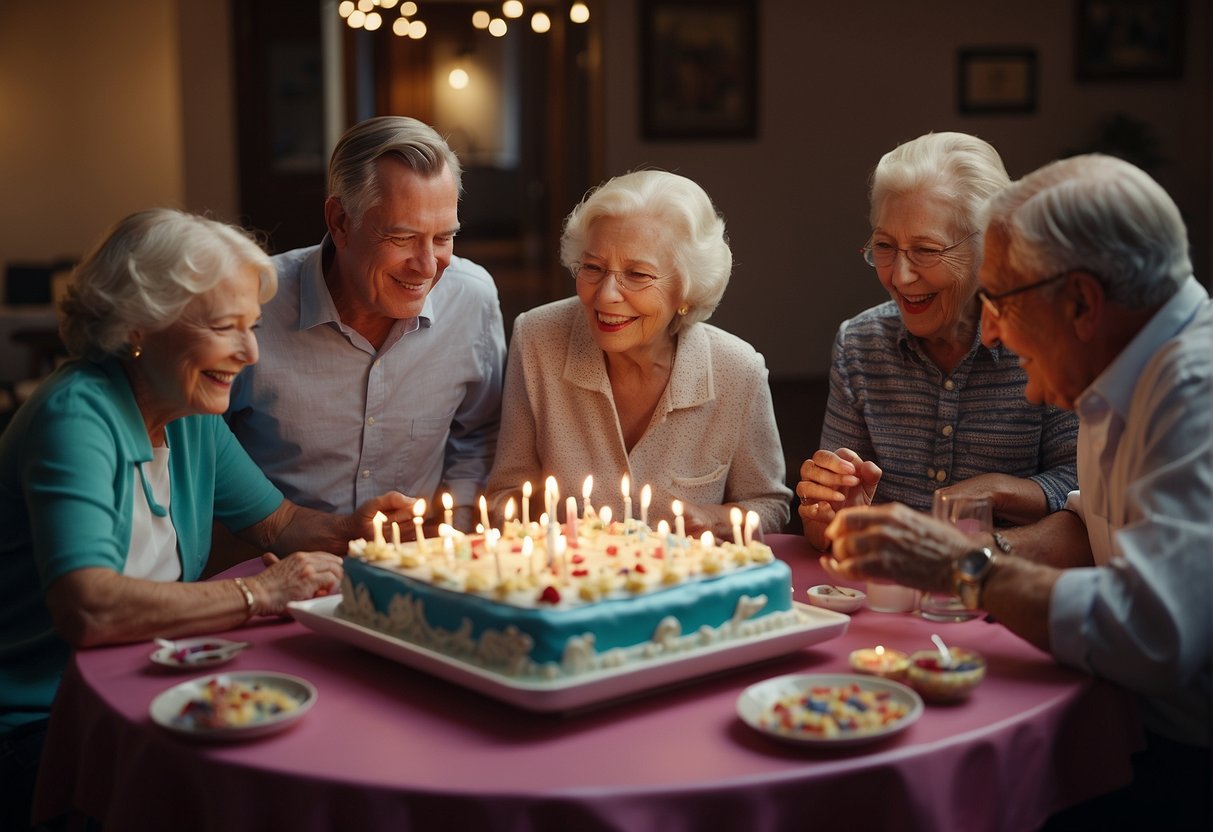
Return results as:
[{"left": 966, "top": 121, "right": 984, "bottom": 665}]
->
[
  {"left": 530, "top": 12, "right": 551, "bottom": 33},
  {"left": 338, "top": 1, "right": 355, "bottom": 18},
  {"left": 502, "top": 1, "right": 524, "bottom": 19},
  {"left": 570, "top": 3, "right": 590, "bottom": 24},
  {"left": 448, "top": 67, "right": 470, "bottom": 90},
  {"left": 472, "top": 10, "right": 491, "bottom": 29},
  {"left": 379, "top": 0, "right": 399, "bottom": 8},
  {"left": 392, "top": 16, "right": 410, "bottom": 36},
  {"left": 357, "top": 0, "right": 374, "bottom": 12},
  {"left": 488, "top": 17, "right": 507, "bottom": 37},
  {"left": 408, "top": 19, "right": 427, "bottom": 38},
  {"left": 400, "top": 1, "right": 417, "bottom": 14},
  {"left": 347, "top": 9, "right": 367, "bottom": 27},
  {"left": 364, "top": 11, "right": 383, "bottom": 30}
]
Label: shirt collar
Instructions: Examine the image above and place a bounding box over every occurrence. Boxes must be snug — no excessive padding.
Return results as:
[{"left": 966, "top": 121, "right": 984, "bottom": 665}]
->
[
  {"left": 895, "top": 314, "right": 1005, "bottom": 366},
  {"left": 1081, "top": 275, "right": 1209, "bottom": 417},
  {"left": 299, "top": 234, "right": 434, "bottom": 332}
]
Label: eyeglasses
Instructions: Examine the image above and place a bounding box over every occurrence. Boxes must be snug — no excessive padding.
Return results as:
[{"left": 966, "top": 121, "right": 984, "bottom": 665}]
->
[
  {"left": 572, "top": 262, "right": 664, "bottom": 292},
  {"left": 977, "top": 271, "right": 1072, "bottom": 319},
  {"left": 860, "top": 231, "right": 977, "bottom": 269}
]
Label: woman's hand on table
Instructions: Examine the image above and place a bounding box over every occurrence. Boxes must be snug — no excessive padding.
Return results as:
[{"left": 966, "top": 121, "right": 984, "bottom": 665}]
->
[
  {"left": 797, "top": 449, "right": 882, "bottom": 551},
  {"left": 821, "top": 502, "right": 969, "bottom": 592},
  {"left": 248, "top": 551, "right": 344, "bottom": 616},
  {"left": 933, "top": 474, "right": 1049, "bottom": 526}
]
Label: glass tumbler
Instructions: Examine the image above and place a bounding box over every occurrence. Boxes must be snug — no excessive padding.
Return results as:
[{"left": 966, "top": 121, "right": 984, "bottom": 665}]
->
[{"left": 922, "top": 493, "right": 993, "bottom": 622}]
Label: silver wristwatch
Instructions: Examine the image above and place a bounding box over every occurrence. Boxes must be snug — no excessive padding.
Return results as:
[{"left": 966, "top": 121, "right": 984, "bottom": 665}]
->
[{"left": 954, "top": 547, "right": 997, "bottom": 610}]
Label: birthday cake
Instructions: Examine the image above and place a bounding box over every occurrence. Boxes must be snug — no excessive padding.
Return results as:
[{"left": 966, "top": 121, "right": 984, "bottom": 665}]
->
[{"left": 338, "top": 520, "right": 798, "bottom": 680}]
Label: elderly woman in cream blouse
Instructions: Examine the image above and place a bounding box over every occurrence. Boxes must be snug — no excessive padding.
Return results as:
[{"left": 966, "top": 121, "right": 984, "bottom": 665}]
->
[{"left": 487, "top": 170, "right": 791, "bottom": 539}]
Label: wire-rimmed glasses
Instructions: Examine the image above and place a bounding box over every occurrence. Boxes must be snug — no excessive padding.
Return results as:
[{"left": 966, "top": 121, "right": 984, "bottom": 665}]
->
[
  {"left": 976, "top": 271, "right": 1072, "bottom": 318},
  {"left": 571, "top": 262, "right": 664, "bottom": 292},
  {"left": 860, "top": 231, "right": 978, "bottom": 269}
]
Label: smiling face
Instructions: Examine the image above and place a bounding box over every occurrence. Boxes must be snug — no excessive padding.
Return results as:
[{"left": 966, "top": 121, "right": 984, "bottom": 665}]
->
[
  {"left": 132, "top": 264, "right": 262, "bottom": 435},
  {"left": 871, "top": 190, "right": 979, "bottom": 348},
  {"left": 978, "top": 228, "right": 1087, "bottom": 409},
  {"left": 575, "top": 214, "right": 683, "bottom": 363},
  {"left": 326, "top": 156, "right": 460, "bottom": 340}
]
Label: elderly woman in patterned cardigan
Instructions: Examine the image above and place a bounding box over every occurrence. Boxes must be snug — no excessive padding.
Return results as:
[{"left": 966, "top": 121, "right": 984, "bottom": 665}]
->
[
  {"left": 797, "top": 132, "right": 1079, "bottom": 550},
  {"left": 487, "top": 170, "right": 791, "bottom": 540}
]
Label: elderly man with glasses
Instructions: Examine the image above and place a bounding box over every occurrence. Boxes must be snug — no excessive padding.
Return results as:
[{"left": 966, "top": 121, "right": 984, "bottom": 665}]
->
[{"left": 825, "top": 154, "right": 1211, "bottom": 829}]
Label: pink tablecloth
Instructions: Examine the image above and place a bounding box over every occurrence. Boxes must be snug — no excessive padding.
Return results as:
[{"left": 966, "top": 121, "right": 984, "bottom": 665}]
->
[{"left": 34, "top": 535, "right": 1141, "bottom": 831}]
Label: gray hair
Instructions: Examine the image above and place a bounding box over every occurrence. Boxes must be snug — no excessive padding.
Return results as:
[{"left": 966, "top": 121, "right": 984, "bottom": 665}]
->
[
  {"left": 981, "top": 154, "right": 1191, "bottom": 308},
  {"left": 60, "top": 209, "right": 276, "bottom": 360},
  {"left": 870, "top": 132, "right": 1011, "bottom": 276},
  {"left": 560, "top": 169, "right": 732, "bottom": 333},
  {"left": 328, "top": 116, "right": 463, "bottom": 226}
]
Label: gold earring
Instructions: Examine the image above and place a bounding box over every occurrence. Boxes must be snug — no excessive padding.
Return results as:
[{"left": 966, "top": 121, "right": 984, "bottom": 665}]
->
[
  {"left": 678, "top": 305, "right": 689, "bottom": 316},
  {"left": 130, "top": 344, "right": 142, "bottom": 359}
]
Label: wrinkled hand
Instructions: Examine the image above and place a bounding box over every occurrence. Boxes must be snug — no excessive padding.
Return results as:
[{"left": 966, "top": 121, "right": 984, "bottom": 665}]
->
[
  {"left": 797, "top": 448, "right": 882, "bottom": 550},
  {"left": 681, "top": 502, "right": 736, "bottom": 541},
  {"left": 250, "top": 551, "right": 344, "bottom": 616},
  {"left": 821, "top": 502, "right": 969, "bottom": 593},
  {"left": 352, "top": 491, "right": 415, "bottom": 540}
]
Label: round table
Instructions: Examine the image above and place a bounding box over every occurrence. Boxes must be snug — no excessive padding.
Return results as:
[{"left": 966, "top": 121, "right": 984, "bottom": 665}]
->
[{"left": 34, "top": 535, "right": 1140, "bottom": 831}]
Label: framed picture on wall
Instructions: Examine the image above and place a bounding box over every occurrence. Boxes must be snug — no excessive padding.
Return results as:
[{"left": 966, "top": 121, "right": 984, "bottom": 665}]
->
[
  {"left": 1075, "top": 0, "right": 1184, "bottom": 80},
  {"left": 957, "top": 49, "right": 1038, "bottom": 115},
  {"left": 640, "top": 0, "right": 758, "bottom": 140}
]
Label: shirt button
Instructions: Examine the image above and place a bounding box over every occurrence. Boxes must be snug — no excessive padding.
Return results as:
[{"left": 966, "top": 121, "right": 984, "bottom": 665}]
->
[
  {"left": 927, "top": 467, "right": 936, "bottom": 479},
  {"left": 936, "top": 469, "right": 948, "bottom": 482},
  {"left": 373, "top": 359, "right": 381, "bottom": 368},
  {"left": 942, "top": 425, "right": 953, "bottom": 437},
  {"left": 944, "top": 379, "right": 955, "bottom": 391},
  {"left": 367, "top": 417, "right": 376, "bottom": 426},
  {"left": 361, "top": 469, "right": 371, "bottom": 479}
]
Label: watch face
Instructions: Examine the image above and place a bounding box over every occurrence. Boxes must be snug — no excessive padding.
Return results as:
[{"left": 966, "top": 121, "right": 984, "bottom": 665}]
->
[{"left": 960, "top": 548, "right": 992, "bottom": 579}]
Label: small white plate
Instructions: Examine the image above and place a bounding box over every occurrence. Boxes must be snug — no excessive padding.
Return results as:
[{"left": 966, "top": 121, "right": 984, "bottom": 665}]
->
[
  {"left": 149, "top": 637, "right": 248, "bottom": 669},
  {"left": 149, "top": 671, "right": 317, "bottom": 741},
  {"left": 737, "top": 672, "right": 923, "bottom": 748},
  {"left": 805, "top": 585, "right": 866, "bottom": 614}
]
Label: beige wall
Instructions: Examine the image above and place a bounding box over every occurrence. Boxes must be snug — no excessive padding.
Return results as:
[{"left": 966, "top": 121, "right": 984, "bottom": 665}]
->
[
  {"left": 602, "top": 0, "right": 1213, "bottom": 377},
  {"left": 0, "top": 0, "right": 236, "bottom": 298}
]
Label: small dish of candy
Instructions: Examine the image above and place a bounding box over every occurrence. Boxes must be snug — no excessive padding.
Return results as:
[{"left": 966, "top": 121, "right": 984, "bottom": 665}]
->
[
  {"left": 150, "top": 637, "right": 250, "bottom": 669},
  {"left": 906, "top": 647, "right": 986, "bottom": 702}
]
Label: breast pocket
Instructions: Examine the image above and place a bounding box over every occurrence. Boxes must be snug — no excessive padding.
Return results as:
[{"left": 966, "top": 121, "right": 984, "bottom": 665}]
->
[{"left": 671, "top": 462, "right": 729, "bottom": 504}]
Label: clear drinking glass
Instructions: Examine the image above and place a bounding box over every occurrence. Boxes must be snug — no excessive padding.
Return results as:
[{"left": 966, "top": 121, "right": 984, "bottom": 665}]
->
[{"left": 922, "top": 493, "right": 993, "bottom": 622}]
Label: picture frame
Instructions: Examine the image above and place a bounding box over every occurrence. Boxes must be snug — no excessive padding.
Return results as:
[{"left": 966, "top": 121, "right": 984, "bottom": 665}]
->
[
  {"left": 957, "top": 49, "right": 1038, "bottom": 115},
  {"left": 1075, "top": 0, "right": 1184, "bottom": 81},
  {"left": 640, "top": 0, "right": 758, "bottom": 140}
]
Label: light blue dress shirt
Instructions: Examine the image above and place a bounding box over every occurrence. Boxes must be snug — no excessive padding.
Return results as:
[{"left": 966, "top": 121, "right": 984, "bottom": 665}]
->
[
  {"left": 228, "top": 238, "right": 506, "bottom": 517},
  {"left": 1052, "top": 276, "right": 1212, "bottom": 746}
]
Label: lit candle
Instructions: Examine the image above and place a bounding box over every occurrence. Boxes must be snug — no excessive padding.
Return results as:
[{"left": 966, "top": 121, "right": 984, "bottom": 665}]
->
[
  {"left": 504, "top": 497, "right": 516, "bottom": 538},
  {"left": 442, "top": 525, "right": 454, "bottom": 565},
  {"left": 657, "top": 519, "right": 672, "bottom": 550},
  {"left": 582, "top": 475, "right": 594, "bottom": 520},
  {"left": 372, "top": 511, "right": 386, "bottom": 546},
  {"left": 700, "top": 530, "right": 714, "bottom": 549},
  {"left": 599, "top": 505, "right": 613, "bottom": 531},
  {"left": 621, "top": 474, "right": 632, "bottom": 527},
  {"left": 413, "top": 499, "right": 427, "bottom": 551},
  {"left": 522, "top": 535, "right": 535, "bottom": 577},
  {"left": 391, "top": 520, "right": 401, "bottom": 547},
  {"left": 521, "top": 481, "right": 532, "bottom": 529},
  {"left": 672, "top": 499, "right": 686, "bottom": 545},
  {"left": 730, "top": 506, "right": 743, "bottom": 544},
  {"left": 640, "top": 484, "right": 652, "bottom": 529},
  {"left": 566, "top": 495, "right": 579, "bottom": 540},
  {"left": 479, "top": 495, "right": 491, "bottom": 535},
  {"left": 744, "top": 510, "right": 759, "bottom": 546},
  {"left": 557, "top": 534, "right": 569, "bottom": 583},
  {"left": 488, "top": 529, "right": 502, "bottom": 583},
  {"left": 442, "top": 492, "right": 454, "bottom": 528},
  {"left": 545, "top": 476, "right": 559, "bottom": 524}
]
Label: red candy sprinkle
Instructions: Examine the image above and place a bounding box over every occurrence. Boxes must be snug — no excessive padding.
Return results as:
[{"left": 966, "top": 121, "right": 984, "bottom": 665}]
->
[
  {"left": 538, "top": 585, "right": 561, "bottom": 604},
  {"left": 634, "top": 563, "right": 647, "bottom": 573},
  {"left": 571, "top": 554, "right": 585, "bottom": 564},
  {"left": 606, "top": 546, "right": 618, "bottom": 556}
]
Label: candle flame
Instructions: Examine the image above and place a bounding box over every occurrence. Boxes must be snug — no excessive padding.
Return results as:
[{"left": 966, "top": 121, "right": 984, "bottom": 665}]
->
[
  {"left": 599, "top": 505, "right": 613, "bottom": 526},
  {"left": 745, "top": 510, "right": 759, "bottom": 528},
  {"left": 545, "top": 475, "right": 558, "bottom": 497},
  {"left": 700, "top": 530, "right": 714, "bottom": 547},
  {"left": 504, "top": 497, "right": 516, "bottom": 520},
  {"left": 671, "top": 499, "right": 683, "bottom": 517},
  {"left": 373, "top": 510, "right": 386, "bottom": 524},
  {"left": 657, "top": 519, "right": 671, "bottom": 535},
  {"left": 479, "top": 494, "right": 487, "bottom": 509},
  {"left": 522, "top": 480, "right": 532, "bottom": 497},
  {"left": 442, "top": 492, "right": 453, "bottom": 510},
  {"left": 412, "top": 499, "right": 426, "bottom": 518},
  {"left": 730, "top": 506, "right": 743, "bottom": 523},
  {"left": 582, "top": 475, "right": 593, "bottom": 498},
  {"left": 875, "top": 645, "right": 885, "bottom": 656},
  {"left": 621, "top": 474, "right": 630, "bottom": 496},
  {"left": 641, "top": 484, "right": 652, "bottom": 509}
]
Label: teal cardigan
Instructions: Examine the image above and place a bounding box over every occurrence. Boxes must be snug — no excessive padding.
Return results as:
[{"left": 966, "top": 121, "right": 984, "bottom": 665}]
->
[{"left": 0, "top": 358, "right": 283, "bottom": 729}]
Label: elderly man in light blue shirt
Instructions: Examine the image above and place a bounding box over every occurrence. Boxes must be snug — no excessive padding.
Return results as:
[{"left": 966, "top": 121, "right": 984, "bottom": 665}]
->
[
  {"left": 228, "top": 117, "right": 505, "bottom": 524},
  {"left": 823, "top": 155, "right": 1210, "bottom": 828}
]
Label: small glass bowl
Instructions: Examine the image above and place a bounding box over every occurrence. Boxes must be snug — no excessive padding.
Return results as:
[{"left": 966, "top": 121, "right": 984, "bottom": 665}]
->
[{"left": 906, "top": 648, "right": 986, "bottom": 702}]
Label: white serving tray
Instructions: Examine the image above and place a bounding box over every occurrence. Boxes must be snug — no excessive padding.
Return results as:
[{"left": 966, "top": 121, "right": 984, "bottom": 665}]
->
[{"left": 288, "top": 596, "right": 849, "bottom": 713}]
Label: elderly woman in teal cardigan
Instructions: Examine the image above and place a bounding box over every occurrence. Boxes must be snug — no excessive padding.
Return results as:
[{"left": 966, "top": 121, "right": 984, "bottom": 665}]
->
[{"left": 0, "top": 209, "right": 411, "bottom": 828}]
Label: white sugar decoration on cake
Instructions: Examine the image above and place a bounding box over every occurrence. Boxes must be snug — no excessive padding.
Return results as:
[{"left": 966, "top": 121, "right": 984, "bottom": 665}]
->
[{"left": 338, "top": 515, "right": 798, "bottom": 680}]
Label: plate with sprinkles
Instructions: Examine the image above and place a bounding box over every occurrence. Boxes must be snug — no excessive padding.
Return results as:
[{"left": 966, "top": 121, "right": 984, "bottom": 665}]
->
[
  {"left": 150, "top": 672, "right": 316, "bottom": 741},
  {"left": 737, "top": 673, "right": 923, "bottom": 747}
]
